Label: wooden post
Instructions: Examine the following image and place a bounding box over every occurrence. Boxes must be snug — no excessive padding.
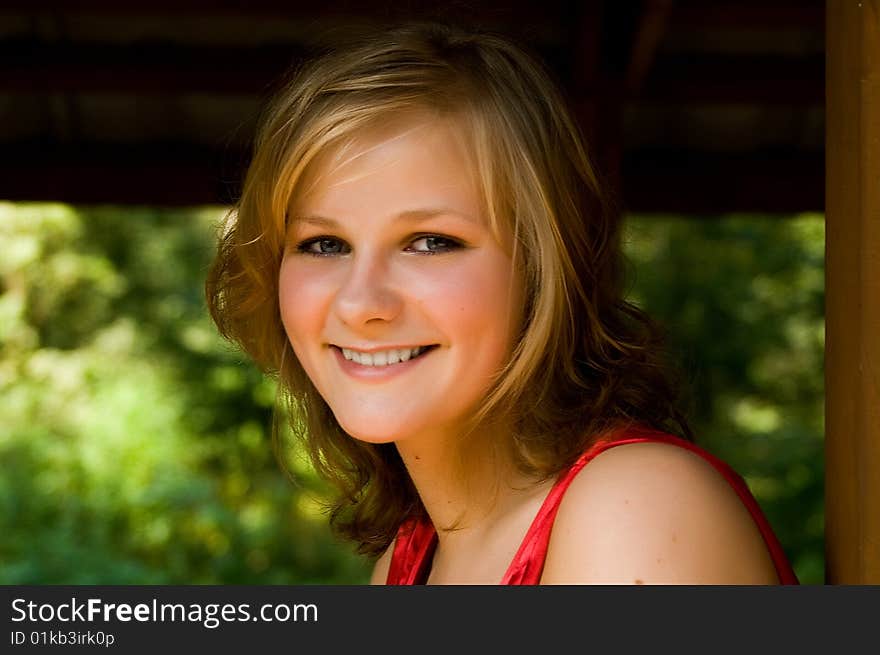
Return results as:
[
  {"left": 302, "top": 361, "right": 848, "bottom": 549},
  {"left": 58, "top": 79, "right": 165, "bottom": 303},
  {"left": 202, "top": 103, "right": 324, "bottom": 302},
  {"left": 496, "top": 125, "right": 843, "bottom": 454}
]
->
[{"left": 825, "top": 0, "right": 880, "bottom": 584}]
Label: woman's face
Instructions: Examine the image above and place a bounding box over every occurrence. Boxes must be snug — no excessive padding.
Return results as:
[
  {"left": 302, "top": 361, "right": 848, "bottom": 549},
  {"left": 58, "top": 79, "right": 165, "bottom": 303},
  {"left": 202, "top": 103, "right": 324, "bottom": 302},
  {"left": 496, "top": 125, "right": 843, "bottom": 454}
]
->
[{"left": 278, "top": 118, "right": 524, "bottom": 446}]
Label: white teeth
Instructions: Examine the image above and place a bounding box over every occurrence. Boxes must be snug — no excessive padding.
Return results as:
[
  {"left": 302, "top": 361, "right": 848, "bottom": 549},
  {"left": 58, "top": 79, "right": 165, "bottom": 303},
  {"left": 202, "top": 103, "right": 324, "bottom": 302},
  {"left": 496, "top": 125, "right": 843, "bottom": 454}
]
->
[{"left": 340, "top": 346, "right": 428, "bottom": 366}]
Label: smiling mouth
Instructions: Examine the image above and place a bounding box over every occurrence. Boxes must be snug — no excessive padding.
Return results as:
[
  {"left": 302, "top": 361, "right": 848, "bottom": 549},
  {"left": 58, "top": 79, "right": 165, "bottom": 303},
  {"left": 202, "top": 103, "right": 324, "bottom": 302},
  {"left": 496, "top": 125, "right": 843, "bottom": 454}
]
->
[{"left": 333, "top": 345, "right": 438, "bottom": 367}]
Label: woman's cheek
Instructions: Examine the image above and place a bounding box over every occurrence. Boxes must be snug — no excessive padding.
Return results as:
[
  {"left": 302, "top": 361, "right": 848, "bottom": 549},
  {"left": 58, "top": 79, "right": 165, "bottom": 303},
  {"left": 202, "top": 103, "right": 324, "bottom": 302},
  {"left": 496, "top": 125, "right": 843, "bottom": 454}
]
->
[{"left": 278, "top": 262, "right": 328, "bottom": 348}]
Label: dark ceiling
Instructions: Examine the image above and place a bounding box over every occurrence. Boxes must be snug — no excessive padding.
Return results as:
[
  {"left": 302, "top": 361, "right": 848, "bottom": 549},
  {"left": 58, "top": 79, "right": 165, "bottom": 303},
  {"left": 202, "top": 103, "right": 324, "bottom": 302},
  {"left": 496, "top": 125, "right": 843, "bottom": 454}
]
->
[{"left": 0, "top": 0, "right": 825, "bottom": 213}]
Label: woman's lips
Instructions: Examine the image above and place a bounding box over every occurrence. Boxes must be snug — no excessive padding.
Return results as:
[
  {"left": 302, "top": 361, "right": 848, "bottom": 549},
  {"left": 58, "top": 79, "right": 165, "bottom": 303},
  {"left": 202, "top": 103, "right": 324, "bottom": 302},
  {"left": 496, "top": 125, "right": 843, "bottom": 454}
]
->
[{"left": 331, "top": 345, "right": 437, "bottom": 381}]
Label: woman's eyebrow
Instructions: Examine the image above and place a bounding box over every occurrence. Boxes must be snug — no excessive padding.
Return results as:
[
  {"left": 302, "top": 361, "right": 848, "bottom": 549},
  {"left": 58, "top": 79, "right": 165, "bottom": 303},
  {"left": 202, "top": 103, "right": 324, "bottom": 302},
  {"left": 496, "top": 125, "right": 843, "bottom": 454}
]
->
[{"left": 292, "top": 208, "right": 479, "bottom": 227}]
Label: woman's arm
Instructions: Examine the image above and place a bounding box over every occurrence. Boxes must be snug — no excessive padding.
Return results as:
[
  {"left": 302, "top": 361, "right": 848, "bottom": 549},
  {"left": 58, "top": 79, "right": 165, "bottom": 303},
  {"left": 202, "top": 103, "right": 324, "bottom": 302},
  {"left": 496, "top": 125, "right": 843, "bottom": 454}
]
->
[{"left": 541, "top": 442, "right": 780, "bottom": 585}]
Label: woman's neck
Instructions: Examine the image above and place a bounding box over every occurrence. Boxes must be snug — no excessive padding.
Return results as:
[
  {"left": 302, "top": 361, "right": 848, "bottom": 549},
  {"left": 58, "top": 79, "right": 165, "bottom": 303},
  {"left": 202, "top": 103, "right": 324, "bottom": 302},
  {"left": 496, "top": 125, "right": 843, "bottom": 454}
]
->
[{"left": 394, "top": 419, "right": 541, "bottom": 545}]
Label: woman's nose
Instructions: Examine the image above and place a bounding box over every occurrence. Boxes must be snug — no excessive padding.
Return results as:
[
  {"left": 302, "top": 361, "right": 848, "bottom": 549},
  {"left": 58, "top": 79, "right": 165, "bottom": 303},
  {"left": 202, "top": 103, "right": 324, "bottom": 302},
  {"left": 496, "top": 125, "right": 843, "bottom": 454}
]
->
[{"left": 332, "top": 252, "right": 404, "bottom": 327}]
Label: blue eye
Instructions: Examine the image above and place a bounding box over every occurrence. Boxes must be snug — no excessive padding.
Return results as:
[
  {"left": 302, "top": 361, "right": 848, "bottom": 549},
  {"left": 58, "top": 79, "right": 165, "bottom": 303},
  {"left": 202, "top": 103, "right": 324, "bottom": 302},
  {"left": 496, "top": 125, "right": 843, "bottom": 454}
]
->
[
  {"left": 294, "top": 234, "right": 462, "bottom": 256},
  {"left": 297, "top": 237, "right": 349, "bottom": 256},
  {"left": 409, "top": 235, "right": 461, "bottom": 254}
]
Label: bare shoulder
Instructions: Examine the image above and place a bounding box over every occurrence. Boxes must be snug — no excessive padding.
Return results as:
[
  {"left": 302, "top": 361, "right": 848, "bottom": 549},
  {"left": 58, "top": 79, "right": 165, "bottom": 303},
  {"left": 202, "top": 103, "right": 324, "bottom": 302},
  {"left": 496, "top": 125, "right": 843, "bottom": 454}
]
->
[
  {"left": 540, "top": 441, "right": 780, "bottom": 585},
  {"left": 369, "top": 539, "right": 395, "bottom": 585}
]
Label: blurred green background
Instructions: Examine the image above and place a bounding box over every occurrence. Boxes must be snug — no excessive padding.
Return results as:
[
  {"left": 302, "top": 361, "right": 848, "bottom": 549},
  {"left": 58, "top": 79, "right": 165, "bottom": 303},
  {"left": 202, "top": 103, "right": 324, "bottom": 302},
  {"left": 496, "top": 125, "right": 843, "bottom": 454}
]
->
[{"left": 0, "top": 203, "right": 824, "bottom": 584}]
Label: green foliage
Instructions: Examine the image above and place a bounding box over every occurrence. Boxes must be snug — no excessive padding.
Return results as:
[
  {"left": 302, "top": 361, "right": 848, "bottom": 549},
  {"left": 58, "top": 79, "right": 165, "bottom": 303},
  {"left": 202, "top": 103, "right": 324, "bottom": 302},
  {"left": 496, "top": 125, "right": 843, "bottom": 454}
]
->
[
  {"left": 1, "top": 204, "right": 824, "bottom": 584},
  {"left": 623, "top": 213, "right": 825, "bottom": 584},
  {"left": 0, "top": 203, "right": 371, "bottom": 584}
]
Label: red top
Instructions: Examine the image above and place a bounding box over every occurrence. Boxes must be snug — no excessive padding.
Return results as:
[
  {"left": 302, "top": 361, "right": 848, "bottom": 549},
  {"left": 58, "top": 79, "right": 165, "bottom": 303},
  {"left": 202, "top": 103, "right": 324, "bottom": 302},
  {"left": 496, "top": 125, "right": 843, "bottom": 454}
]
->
[{"left": 386, "top": 427, "right": 800, "bottom": 585}]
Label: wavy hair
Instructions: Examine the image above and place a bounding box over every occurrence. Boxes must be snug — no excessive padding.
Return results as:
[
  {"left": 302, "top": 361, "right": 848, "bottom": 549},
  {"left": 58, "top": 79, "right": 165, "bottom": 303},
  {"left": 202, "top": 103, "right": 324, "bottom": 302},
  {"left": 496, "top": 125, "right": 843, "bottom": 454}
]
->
[{"left": 206, "top": 21, "right": 692, "bottom": 556}]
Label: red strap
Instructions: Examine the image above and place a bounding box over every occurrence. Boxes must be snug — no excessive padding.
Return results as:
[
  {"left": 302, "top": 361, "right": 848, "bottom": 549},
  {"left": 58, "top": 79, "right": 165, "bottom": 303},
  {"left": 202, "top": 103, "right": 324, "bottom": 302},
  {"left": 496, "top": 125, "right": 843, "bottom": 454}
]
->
[{"left": 386, "top": 515, "right": 437, "bottom": 585}]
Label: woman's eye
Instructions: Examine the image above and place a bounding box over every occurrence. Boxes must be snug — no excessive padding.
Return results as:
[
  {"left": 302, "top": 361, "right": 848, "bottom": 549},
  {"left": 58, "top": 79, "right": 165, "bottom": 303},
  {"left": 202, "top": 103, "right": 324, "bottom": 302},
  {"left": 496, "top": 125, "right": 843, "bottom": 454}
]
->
[
  {"left": 293, "top": 235, "right": 460, "bottom": 256},
  {"left": 297, "top": 237, "right": 349, "bottom": 256},
  {"left": 408, "top": 235, "right": 461, "bottom": 254}
]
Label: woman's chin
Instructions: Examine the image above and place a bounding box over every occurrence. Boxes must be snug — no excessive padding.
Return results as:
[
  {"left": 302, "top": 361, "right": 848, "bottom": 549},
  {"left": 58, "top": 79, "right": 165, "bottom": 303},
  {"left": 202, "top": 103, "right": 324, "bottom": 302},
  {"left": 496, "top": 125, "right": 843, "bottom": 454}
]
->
[{"left": 335, "top": 415, "right": 409, "bottom": 445}]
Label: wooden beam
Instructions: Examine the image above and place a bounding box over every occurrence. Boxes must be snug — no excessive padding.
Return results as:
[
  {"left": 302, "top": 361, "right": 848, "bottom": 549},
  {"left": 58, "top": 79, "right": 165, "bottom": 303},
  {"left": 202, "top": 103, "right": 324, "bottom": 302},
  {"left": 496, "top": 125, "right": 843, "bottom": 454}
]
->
[
  {"left": 671, "top": 0, "right": 824, "bottom": 29},
  {"left": 0, "top": 143, "right": 823, "bottom": 213},
  {"left": 621, "top": 149, "right": 823, "bottom": 214},
  {"left": 0, "top": 41, "right": 301, "bottom": 95},
  {"left": 0, "top": 0, "right": 435, "bottom": 18},
  {"left": 640, "top": 54, "right": 824, "bottom": 105},
  {"left": 0, "top": 0, "right": 570, "bottom": 24},
  {"left": 0, "top": 143, "right": 245, "bottom": 206},
  {"left": 0, "top": 39, "right": 822, "bottom": 105},
  {"left": 565, "top": 0, "right": 617, "bottom": 194},
  {"left": 0, "top": 0, "right": 307, "bottom": 13},
  {"left": 825, "top": 0, "right": 880, "bottom": 584},
  {"left": 625, "top": 0, "right": 673, "bottom": 95}
]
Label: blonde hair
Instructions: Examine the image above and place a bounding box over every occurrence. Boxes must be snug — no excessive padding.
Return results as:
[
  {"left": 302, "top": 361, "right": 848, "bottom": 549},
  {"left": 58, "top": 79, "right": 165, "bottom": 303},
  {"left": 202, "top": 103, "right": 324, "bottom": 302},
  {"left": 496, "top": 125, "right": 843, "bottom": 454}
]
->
[{"left": 206, "top": 21, "right": 690, "bottom": 555}]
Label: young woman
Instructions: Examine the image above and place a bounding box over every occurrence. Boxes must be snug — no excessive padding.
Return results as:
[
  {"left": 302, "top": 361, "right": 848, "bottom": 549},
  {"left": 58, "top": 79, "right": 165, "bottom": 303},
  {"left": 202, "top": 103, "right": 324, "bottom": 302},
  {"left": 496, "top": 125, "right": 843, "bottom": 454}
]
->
[{"left": 206, "top": 22, "right": 799, "bottom": 585}]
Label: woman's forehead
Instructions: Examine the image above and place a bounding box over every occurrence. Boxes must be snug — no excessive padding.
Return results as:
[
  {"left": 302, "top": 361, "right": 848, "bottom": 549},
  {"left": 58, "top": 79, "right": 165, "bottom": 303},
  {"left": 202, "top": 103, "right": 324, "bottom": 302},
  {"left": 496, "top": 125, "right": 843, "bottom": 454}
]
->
[{"left": 292, "top": 115, "right": 482, "bottom": 211}]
